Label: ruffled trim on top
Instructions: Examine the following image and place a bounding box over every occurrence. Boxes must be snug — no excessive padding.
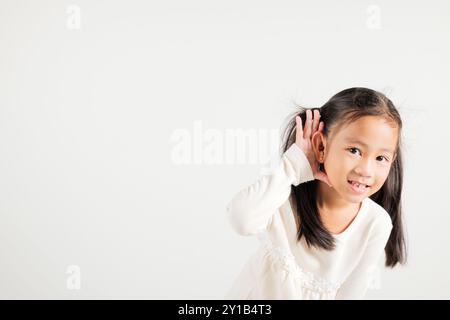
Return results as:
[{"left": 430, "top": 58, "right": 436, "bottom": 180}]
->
[{"left": 263, "top": 243, "right": 341, "bottom": 294}]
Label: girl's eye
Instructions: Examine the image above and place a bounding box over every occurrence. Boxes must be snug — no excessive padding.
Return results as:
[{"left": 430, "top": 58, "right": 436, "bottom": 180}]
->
[
  {"left": 348, "top": 147, "right": 361, "bottom": 155},
  {"left": 348, "top": 148, "right": 389, "bottom": 162}
]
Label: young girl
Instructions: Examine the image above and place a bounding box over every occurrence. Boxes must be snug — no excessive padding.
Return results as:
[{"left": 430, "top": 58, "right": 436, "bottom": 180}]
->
[{"left": 225, "top": 87, "right": 406, "bottom": 300}]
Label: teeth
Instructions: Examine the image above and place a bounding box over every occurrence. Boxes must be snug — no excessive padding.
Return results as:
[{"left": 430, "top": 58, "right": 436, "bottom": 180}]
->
[{"left": 351, "top": 181, "right": 364, "bottom": 188}]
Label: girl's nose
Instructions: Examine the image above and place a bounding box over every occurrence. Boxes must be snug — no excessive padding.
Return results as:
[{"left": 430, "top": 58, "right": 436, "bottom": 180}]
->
[{"left": 354, "top": 161, "right": 373, "bottom": 178}]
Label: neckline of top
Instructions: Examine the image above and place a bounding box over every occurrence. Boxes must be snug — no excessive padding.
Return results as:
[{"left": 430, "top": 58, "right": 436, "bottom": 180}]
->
[{"left": 332, "top": 197, "right": 369, "bottom": 239}]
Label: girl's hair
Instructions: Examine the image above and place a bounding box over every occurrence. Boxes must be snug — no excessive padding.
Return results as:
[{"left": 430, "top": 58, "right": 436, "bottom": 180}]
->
[{"left": 280, "top": 87, "right": 406, "bottom": 268}]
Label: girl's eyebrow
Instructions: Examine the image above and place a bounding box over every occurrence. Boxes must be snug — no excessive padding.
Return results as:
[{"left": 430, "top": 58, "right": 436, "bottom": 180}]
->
[{"left": 345, "top": 138, "right": 394, "bottom": 154}]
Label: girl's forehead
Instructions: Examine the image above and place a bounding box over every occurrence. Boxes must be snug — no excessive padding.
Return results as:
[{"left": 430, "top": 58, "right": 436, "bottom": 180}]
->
[{"left": 333, "top": 116, "right": 398, "bottom": 152}]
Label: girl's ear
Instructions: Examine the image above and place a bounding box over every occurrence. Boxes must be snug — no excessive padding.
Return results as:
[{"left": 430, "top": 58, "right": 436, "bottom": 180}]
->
[{"left": 311, "top": 131, "right": 327, "bottom": 162}]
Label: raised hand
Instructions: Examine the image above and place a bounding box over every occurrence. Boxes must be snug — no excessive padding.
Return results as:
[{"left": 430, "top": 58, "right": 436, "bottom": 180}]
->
[{"left": 295, "top": 109, "right": 333, "bottom": 187}]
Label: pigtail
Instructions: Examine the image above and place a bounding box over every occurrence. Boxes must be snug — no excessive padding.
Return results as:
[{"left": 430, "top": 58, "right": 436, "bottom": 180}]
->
[{"left": 370, "top": 147, "right": 407, "bottom": 267}]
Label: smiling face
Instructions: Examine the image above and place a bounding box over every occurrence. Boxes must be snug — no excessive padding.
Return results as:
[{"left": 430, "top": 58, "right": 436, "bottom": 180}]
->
[{"left": 314, "top": 115, "right": 399, "bottom": 204}]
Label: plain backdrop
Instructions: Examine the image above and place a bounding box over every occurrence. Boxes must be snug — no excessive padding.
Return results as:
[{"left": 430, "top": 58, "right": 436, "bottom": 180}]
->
[{"left": 0, "top": 0, "right": 449, "bottom": 299}]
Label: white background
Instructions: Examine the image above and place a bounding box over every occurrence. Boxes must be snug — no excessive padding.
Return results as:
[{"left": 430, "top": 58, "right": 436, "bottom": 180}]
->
[{"left": 0, "top": 0, "right": 449, "bottom": 299}]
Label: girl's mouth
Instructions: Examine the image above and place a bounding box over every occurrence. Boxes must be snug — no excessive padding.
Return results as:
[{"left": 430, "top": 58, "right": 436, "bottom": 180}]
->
[{"left": 347, "top": 180, "right": 369, "bottom": 194}]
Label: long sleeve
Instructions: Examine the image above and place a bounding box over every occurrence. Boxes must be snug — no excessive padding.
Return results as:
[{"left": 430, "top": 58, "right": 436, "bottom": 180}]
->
[
  {"left": 335, "top": 216, "right": 393, "bottom": 300},
  {"left": 226, "top": 143, "right": 315, "bottom": 236}
]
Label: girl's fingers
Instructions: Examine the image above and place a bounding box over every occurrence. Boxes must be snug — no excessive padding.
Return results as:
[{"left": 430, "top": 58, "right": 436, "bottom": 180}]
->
[
  {"left": 318, "top": 121, "right": 324, "bottom": 132},
  {"left": 295, "top": 116, "right": 303, "bottom": 139},
  {"left": 297, "top": 111, "right": 323, "bottom": 143},
  {"left": 304, "top": 109, "right": 312, "bottom": 138},
  {"left": 312, "top": 110, "right": 320, "bottom": 133}
]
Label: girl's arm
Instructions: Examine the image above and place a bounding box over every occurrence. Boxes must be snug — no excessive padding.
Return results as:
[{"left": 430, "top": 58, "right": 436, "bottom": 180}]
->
[
  {"left": 335, "top": 216, "right": 393, "bottom": 300},
  {"left": 226, "top": 143, "right": 314, "bottom": 236}
]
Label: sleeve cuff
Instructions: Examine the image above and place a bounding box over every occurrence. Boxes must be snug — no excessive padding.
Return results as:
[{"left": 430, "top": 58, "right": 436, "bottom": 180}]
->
[{"left": 283, "top": 143, "right": 315, "bottom": 186}]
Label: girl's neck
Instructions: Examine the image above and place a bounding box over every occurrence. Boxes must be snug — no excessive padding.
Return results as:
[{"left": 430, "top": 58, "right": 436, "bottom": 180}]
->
[{"left": 316, "top": 181, "right": 360, "bottom": 214}]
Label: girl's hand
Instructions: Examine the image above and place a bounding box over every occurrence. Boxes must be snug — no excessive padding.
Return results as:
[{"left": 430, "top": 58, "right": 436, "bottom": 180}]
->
[{"left": 295, "top": 110, "right": 333, "bottom": 187}]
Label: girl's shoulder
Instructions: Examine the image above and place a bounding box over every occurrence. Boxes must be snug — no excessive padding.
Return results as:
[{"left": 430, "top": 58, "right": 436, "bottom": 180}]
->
[{"left": 364, "top": 197, "right": 394, "bottom": 233}]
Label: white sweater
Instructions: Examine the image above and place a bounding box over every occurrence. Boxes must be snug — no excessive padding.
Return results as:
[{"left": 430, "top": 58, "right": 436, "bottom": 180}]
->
[{"left": 225, "top": 143, "right": 393, "bottom": 299}]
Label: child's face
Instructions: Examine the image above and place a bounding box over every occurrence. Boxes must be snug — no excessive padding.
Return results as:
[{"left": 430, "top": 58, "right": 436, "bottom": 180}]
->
[{"left": 320, "top": 116, "right": 398, "bottom": 202}]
